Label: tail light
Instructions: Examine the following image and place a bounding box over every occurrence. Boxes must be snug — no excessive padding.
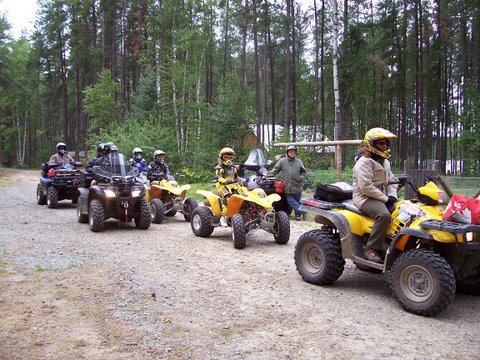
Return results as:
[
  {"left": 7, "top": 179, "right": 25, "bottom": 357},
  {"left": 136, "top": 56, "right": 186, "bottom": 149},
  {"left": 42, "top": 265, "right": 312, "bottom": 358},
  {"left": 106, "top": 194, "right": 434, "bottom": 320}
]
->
[
  {"left": 274, "top": 180, "right": 284, "bottom": 194},
  {"left": 48, "top": 169, "right": 56, "bottom": 177}
]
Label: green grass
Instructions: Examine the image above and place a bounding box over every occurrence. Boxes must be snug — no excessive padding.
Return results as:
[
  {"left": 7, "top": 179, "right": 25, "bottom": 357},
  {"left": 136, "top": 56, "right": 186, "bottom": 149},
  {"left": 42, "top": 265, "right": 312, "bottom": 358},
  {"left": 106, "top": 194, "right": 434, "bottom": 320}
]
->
[
  {"left": 34, "top": 264, "right": 54, "bottom": 272},
  {"left": 187, "top": 182, "right": 215, "bottom": 201}
]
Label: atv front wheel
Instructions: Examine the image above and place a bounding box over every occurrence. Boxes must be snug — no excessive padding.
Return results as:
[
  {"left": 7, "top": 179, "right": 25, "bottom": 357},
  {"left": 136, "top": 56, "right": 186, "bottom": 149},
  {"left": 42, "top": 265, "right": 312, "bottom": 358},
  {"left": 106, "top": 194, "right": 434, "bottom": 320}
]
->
[
  {"left": 89, "top": 199, "right": 105, "bottom": 232},
  {"left": 232, "top": 214, "right": 246, "bottom": 249},
  {"left": 388, "top": 249, "right": 455, "bottom": 316},
  {"left": 182, "top": 198, "right": 199, "bottom": 222},
  {"left": 273, "top": 211, "right": 290, "bottom": 245},
  {"left": 36, "top": 183, "right": 47, "bottom": 205},
  {"left": 135, "top": 199, "right": 151, "bottom": 229},
  {"left": 294, "top": 229, "right": 345, "bottom": 285},
  {"left": 47, "top": 187, "right": 58, "bottom": 208},
  {"left": 150, "top": 199, "right": 165, "bottom": 224},
  {"left": 191, "top": 206, "right": 214, "bottom": 237}
]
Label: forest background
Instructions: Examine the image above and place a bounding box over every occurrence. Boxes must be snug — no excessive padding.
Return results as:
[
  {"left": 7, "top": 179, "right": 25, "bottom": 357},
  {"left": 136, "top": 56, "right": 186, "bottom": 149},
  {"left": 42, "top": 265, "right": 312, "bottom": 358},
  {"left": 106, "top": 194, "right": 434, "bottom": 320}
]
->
[{"left": 0, "top": 0, "right": 479, "bottom": 183}]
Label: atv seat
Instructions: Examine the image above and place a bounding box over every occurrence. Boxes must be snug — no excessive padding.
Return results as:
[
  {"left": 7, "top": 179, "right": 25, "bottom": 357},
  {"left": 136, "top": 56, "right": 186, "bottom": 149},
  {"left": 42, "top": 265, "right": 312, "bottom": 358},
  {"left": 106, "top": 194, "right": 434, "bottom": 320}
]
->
[{"left": 342, "top": 200, "right": 368, "bottom": 216}]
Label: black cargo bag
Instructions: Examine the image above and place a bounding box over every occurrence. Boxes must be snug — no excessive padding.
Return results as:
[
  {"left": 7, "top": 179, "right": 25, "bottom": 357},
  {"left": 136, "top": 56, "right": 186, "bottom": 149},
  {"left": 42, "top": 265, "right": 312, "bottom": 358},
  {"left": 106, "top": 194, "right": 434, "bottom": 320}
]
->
[{"left": 313, "top": 182, "right": 353, "bottom": 202}]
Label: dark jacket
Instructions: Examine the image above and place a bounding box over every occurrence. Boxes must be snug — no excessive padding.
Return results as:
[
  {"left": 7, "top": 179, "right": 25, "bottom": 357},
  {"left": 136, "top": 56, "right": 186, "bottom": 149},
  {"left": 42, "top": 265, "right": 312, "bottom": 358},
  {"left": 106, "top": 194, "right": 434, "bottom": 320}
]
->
[
  {"left": 268, "top": 156, "right": 306, "bottom": 194},
  {"left": 147, "top": 161, "right": 170, "bottom": 181}
]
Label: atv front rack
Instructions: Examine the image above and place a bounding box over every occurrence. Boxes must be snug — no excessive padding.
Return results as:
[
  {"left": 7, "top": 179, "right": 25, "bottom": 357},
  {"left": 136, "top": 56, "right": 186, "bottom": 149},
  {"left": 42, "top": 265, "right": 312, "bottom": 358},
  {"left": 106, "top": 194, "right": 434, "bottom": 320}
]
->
[{"left": 420, "top": 219, "right": 480, "bottom": 252}]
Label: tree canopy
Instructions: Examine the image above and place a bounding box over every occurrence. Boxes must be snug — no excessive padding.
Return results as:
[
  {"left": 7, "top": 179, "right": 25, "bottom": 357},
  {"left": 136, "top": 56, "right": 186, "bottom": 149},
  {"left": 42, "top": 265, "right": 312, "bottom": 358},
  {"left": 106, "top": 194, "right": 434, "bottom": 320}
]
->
[{"left": 0, "top": 0, "right": 478, "bottom": 175}]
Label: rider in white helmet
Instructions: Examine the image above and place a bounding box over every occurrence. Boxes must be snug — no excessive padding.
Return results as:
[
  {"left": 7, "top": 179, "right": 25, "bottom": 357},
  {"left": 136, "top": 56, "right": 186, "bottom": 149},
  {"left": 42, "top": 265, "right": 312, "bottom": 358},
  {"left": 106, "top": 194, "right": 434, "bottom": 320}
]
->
[
  {"left": 129, "top": 147, "right": 148, "bottom": 173},
  {"left": 48, "top": 142, "right": 74, "bottom": 167}
]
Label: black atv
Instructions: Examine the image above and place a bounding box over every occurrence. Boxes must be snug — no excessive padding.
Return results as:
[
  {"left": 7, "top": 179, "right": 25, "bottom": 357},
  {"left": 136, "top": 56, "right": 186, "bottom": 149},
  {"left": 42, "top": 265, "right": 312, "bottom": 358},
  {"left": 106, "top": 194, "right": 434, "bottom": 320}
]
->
[
  {"left": 76, "top": 153, "right": 151, "bottom": 232},
  {"left": 242, "top": 148, "right": 291, "bottom": 214},
  {"left": 36, "top": 161, "right": 83, "bottom": 208}
]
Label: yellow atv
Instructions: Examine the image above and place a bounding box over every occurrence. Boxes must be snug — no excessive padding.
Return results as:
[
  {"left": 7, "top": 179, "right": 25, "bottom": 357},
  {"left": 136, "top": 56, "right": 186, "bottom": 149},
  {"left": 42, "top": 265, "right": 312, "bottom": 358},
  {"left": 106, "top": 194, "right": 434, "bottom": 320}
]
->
[
  {"left": 294, "top": 176, "right": 480, "bottom": 316},
  {"left": 191, "top": 181, "right": 290, "bottom": 249},
  {"left": 144, "top": 174, "right": 198, "bottom": 223}
]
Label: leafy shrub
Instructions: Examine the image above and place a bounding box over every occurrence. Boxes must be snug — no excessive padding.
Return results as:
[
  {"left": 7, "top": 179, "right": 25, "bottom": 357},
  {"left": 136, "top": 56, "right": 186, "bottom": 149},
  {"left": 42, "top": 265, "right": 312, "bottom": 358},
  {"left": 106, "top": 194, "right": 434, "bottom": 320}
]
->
[{"left": 305, "top": 167, "right": 354, "bottom": 191}]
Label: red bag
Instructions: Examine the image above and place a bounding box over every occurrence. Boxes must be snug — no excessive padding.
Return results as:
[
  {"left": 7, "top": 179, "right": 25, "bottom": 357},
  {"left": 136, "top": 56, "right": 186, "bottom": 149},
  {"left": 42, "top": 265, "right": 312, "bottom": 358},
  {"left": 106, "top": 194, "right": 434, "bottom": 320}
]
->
[{"left": 442, "top": 194, "right": 480, "bottom": 224}]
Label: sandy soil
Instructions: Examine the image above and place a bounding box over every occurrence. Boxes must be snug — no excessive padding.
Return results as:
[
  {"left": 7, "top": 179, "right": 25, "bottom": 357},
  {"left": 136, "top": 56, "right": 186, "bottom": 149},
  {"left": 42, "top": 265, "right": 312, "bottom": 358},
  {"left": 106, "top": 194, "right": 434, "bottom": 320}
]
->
[{"left": 0, "top": 168, "right": 479, "bottom": 360}]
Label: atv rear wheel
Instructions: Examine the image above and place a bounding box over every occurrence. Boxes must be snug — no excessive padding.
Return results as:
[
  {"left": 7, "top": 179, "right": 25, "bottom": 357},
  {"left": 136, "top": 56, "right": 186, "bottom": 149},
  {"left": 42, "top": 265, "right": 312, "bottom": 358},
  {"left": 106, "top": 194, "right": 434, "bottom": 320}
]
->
[
  {"left": 77, "top": 204, "right": 88, "bottom": 223},
  {"left": 232, "top": 214, "right": 246, "bottom": 249},
  {"left": 456, "top": 277, "right": 480, "bottom": 295},
  {"left": 388, "top": 249, "right": 455, "bottom": 316},
  {"left": 47, "top": 187, "right": 58, "bottom": 208},
  {"left": 36, "top": 183, "right": 47, "bottom": 205},
  {"left": 89, "top": 199, "right": 105, "bottom": 232},
  {"left": 165, "top": 202, "right": 177, "bottom": 217},
  {"left": 191, "top": 206, "right": 214, "bottom": 237},
  {"left": 135, "top": 199, "right": 151, "bottom": 229},
  {"left": 182, "top": 198, "right": 198, "bottom": 222},
  {"left": 150, "top": 198, "right": 165, "bottom": 224},
  {"left": 273, "top": 211, "right": 290, "bottom": 245},
  {"left": 294, "top": 229, "right": 345, "bottom": 285}
]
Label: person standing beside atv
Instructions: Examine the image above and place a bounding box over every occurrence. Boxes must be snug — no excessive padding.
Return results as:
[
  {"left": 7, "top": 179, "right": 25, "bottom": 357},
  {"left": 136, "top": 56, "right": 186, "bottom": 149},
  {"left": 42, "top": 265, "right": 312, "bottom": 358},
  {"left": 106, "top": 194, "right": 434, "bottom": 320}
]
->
[
  {"left": 353, "top": 127, "right": 398, "bottom": 263},
  {"left": 48, "top": 142, "right": 75, "bottom": 167},
  {"left": 268, "top": 145, "right": 307, "bottom": 220},
  {"left": 147, "top": 150, "right": 170, "bottom": 182},
  {"left": 129, "top": 147, "right": 148, "bottom": 173}
]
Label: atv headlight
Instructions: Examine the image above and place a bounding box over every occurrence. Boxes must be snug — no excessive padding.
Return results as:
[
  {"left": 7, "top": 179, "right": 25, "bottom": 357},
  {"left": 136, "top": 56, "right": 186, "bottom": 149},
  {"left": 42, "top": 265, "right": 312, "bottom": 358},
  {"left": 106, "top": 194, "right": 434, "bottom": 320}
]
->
[
  {"left": 132, "top": 189, "right": 142, "bottom": 198},
  {"left": 104, "top": 189, "right": 117, "bottom": 198}
]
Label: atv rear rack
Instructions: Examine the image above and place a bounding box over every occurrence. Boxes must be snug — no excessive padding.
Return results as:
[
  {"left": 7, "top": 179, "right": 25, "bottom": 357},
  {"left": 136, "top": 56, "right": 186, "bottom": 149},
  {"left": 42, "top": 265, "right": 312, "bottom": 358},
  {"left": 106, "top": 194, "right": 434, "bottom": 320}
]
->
[{"left": 420, "top": 219, "right": 480, "bottom": 252}]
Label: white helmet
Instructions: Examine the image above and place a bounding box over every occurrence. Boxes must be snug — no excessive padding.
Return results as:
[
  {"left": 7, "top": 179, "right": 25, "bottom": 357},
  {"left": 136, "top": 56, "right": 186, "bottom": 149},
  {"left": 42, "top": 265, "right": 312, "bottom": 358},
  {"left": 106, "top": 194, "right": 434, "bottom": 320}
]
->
[{"left": 132, "top": 147, "right": 143, "bottom": 160}]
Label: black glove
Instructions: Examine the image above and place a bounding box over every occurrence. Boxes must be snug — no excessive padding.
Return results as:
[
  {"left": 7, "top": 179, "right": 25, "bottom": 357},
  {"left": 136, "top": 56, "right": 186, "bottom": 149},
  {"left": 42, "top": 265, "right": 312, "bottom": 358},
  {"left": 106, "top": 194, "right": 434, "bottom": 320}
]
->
[{"left": 385, "top": 196, "right": 397, "bottom": 213}]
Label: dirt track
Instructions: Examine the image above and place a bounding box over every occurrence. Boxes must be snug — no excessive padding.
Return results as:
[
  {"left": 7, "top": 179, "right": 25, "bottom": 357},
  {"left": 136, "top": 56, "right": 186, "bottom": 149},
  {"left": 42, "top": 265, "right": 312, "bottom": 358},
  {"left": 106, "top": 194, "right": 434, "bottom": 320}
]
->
[{"left": 0, "top": 168, "right": 479, "bottom": 360}]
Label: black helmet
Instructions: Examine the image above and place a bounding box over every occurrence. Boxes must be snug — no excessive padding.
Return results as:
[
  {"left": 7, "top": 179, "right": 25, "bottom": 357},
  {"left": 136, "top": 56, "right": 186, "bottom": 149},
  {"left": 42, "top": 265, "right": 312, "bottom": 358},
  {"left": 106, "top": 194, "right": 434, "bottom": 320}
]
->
[
  {"left": 109, "top": 144, "right": 118, "bottom": 155},
  {"left": 97, "top": 143, "right": 105, "bottom": 155},
  {"left": 103, "top": 142, "right": 116, "bottom": 154}
]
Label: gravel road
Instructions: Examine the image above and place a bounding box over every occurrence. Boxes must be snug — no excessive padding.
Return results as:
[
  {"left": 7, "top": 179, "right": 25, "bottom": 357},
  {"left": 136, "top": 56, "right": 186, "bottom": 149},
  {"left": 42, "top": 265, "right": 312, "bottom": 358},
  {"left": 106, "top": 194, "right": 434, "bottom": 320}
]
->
[{"left": 0, "top": 168, "right": 479, "bottom": 360}]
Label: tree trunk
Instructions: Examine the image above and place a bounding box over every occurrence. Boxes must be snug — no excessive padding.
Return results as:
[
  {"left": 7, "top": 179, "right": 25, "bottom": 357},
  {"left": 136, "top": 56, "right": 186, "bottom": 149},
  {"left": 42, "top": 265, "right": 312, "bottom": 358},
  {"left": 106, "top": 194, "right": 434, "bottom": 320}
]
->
[
  {"left": 253, "top": 0, "right": 262, "bottom": 146},
  {"left": 283, "top": 0, "right": 292, "bottom": 137}
]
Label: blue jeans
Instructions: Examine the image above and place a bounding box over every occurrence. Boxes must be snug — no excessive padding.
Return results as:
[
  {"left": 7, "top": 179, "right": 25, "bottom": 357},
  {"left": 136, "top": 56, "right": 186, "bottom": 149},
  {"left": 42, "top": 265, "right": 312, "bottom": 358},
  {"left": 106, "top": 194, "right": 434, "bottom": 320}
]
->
[{"left": 286, "top": 193, "right": 303, "bottom": 216}]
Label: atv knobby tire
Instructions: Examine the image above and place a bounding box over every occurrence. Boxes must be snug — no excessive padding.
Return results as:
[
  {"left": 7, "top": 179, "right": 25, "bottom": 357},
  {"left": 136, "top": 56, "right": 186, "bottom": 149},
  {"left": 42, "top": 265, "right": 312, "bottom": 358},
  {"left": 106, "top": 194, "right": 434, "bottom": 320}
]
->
[
  {"left": 273, "top": 211, "right": 290, "bottom": 245},
  {"left": 294, "top": 229, "right": 345, "bottom": 285},
  {"left": 191, "top": 206, "right": 214, "bottom": 237},
  {"left": 135, "top": 199, "right": 152, "bottom": 230},
  {"left": 388, "top": 249, "right": 456, "bottom": 316},
  {"left": 456, "top": 275, "right": 480, "bottom": 296},
  {"left": 165, "top": 202, "right": 177, "bottom": 217},
  {"left": 150, "top": 198, "right": 165, "bottom": 224},
  {"left": 47, "top": 187, "right": 58, "bottom": 209},
  {"left": 89, "top": 199, "right": 105, "bottom": 232},
  {"left": 232, "top": 214, "right": 246, "bottom": 249},
  {"left": 36, "top": 184, "right": 47, "bottom": 205},
  {"left": 182, "top": 198, "right": 199, "bottom": 222}
]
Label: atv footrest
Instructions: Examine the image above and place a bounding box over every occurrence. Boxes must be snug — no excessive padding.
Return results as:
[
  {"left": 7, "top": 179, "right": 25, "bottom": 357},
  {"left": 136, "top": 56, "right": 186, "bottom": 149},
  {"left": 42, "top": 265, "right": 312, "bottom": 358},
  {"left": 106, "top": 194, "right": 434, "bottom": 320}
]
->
[{"left": 420, "top": 219, "right": 480, "bottom": 252}]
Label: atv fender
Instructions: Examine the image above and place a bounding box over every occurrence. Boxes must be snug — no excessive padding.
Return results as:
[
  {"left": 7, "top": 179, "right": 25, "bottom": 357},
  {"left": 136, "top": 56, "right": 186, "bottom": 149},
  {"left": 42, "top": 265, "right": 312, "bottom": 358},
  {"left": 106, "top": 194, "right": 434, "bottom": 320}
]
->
[
  {"left": 300, "top": 204, "right": 353, "bottom": 255},
  {"left": 197, "top": 190, "right": 223, "bottom": 217},
  {"left": 227, "top": 192, "right": 280, "bottom": 217}
]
